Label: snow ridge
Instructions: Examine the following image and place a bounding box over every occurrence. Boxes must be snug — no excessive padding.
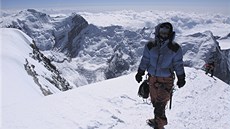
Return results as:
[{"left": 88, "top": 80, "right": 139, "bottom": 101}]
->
[{"left": 2, "top": 67, "right": 230, "bottom": 129}]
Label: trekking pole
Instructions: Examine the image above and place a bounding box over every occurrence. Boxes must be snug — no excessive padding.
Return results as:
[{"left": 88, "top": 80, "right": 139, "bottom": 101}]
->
[{"left": 169, "top": 88, "right": 174, "bottom": 110}]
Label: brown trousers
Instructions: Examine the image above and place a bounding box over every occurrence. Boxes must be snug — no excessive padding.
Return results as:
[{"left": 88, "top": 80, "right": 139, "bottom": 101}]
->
[{"left": 148, "top": 76, "right": 174, "bottom": 129}]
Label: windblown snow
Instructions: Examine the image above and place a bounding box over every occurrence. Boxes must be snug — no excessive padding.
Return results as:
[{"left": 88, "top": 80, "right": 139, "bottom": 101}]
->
[{"left": 1, "top": 28, "right": 230, "bottom": 129}]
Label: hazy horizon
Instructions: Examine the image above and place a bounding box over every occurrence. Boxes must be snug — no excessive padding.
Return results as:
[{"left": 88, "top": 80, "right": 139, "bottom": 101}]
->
[{"left": 1, "top": 0, "right": 229, "bottom": 14}]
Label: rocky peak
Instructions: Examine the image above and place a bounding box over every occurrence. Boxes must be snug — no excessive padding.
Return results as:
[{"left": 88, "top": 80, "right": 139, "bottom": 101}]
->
[{"left": 53, "top": 13, "right": 88, "bottom": 56}]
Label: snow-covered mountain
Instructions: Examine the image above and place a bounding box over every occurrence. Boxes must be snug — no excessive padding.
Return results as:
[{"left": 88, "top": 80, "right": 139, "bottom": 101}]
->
[
  {"left": 1, "top": 10, "right": 230, "bottom": 129},
  {"left": 1, "top": 29, "right": 230, "bottom": 128},
  {"left": 1, "top": 9, "right": 230, "bottom": 86},
  {"left": 0, "top": 9, "right": 88, "bottom": 51}
]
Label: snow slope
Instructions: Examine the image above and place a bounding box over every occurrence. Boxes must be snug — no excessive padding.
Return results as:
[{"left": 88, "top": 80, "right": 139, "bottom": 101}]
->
[
  {"left": 218, "top": 35, "right": 230, "bottom": 50},
  {"left": 0, "top": 28, "right": 63, "bottom": 106},
  {"left": 0, "top": 28, "right": 44, "bottom": 105},
  {"left": 2, "top": 67, "right": 230, "bottom": 129}
]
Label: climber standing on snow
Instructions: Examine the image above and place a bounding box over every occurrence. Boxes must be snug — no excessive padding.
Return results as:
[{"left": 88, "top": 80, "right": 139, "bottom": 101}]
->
[
  {"left": 205, "top": 60, "right": 215, "bottom": 77},
  {"left": 135, "top": 22, "right": 186, "bottom": 129}
]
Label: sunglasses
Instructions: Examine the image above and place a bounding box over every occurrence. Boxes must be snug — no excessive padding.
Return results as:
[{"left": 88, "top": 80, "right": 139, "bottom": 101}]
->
[{"left": 160, "top": 24, "right": 171, "bottom": 29}]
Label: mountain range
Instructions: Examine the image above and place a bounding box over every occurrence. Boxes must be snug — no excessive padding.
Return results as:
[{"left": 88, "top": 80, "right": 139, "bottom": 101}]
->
[{"left": 1, "top": 9, "right": 230, "bottom": 92}]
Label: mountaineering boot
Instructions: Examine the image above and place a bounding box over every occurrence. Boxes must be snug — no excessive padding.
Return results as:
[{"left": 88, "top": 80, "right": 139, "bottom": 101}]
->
[
  {"left": 147, "top": 118, "right": 156, "bottom": 128},
  {"left": 146, "top": 119, "right": 165, "bottom": 129}
]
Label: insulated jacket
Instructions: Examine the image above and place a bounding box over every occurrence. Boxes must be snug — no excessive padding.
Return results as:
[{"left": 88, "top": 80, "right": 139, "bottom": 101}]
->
[{"left": 138, "top": 39, "right": 185, "bottom": 77}]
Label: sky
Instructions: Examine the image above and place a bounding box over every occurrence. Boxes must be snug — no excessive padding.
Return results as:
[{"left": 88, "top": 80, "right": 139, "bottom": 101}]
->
[{"left": 1, "top": 0, "right": 229, "bottom": 14}]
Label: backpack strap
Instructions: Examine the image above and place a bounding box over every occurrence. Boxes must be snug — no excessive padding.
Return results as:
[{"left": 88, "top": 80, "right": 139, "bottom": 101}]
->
[{"left": 167, "top": 41, "right": 180, "bottom": 53}]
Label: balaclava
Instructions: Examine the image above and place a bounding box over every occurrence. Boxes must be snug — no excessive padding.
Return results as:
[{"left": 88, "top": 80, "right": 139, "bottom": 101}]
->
[{"left": 155, "top": 22, "right": 174, "bottom": 42}]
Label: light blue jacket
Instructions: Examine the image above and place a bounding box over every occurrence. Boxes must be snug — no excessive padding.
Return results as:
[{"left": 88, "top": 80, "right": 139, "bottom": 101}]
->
[{"left": 138, "top": 39, "right": 185, "bottom": 77}]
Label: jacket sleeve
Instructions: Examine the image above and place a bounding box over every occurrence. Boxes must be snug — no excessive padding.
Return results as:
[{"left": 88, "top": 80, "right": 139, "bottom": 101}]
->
[
  {"left": 173, "top": 47, "right": 185, "bottom": 76},
  {"left": 138, "top": 44, "right": 150, "bottom": 71}
]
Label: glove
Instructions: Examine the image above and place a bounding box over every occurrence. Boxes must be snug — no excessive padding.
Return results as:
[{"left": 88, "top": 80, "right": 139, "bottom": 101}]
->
[
  {"left": 135, "top": 69, "right": 145, "bottom": 83},
  {"left": 177, "top": 73, "right": 186, "bottom": 88}
]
